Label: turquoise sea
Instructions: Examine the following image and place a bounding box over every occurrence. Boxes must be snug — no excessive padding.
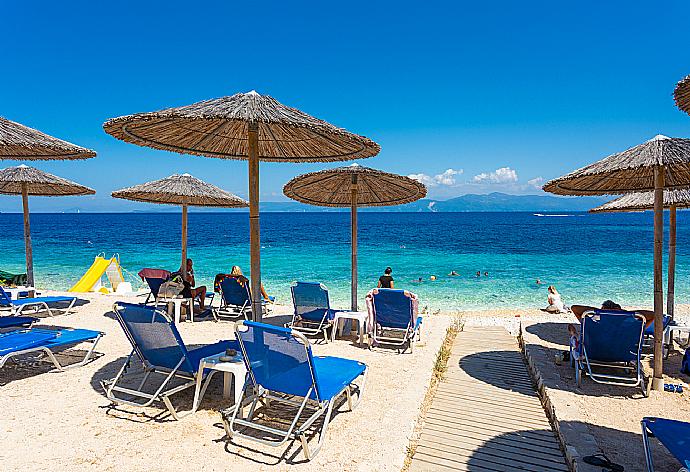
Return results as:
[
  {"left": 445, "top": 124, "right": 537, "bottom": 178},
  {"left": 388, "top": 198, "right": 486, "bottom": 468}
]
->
[{"left": 0, "top": 211, "right": 688, "bottom": 311}]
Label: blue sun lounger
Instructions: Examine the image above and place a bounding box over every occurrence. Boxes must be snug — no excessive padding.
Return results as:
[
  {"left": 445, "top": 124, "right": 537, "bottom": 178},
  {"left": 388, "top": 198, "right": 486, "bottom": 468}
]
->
[
  {"left": 0, "top": 286, "right": 77, "bottom": 317},
  {"left": 367, "top": 288, "right": 422, "bottom": 353},
  {"left": 0, "top": 327, "right": 103, "bottom": 371},
  {"left": 574, "top": 310, "right": 646, "bottom": 395},
  {"left": 103, "top": 302, "right": 239, "bottom": 420},
  {"left": 222, "top": 321, "right": 367, "bottom": 461},
  {"left": 642, "top": 417, "right": 690, "bottom": 471},
  {"left": 643, "top": 314, "right": 673, "bottom": 358},
  {"left": 0, "top": 316, "right": 38, "bottom": 330},
  {"left": 287, "top": 281, "right": 337, "bottom": 342}
]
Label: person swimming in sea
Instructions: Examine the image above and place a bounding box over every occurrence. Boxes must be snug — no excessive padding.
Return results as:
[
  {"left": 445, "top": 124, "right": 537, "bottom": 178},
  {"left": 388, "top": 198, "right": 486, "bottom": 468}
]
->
[
  {"left": 476, "top": 271, "right": 481, "bottom": 277},
  {"left": 448, "top": 270, "right": 459, "bottom": 276}
]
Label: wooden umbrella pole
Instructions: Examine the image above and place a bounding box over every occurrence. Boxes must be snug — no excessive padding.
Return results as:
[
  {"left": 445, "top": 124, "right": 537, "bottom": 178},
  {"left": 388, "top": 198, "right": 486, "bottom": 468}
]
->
[
  {"left": 351, "top": 175, "right": 358, "bottom": 311},
  {"left": 668, "top": 205, "right": 677, "bottom": 320},
  {"left": 21, "top": 183, "right": 34, "bottom": 290},
  {"left": 652, "top": 166, "right": 665, "bottom": 391},
  {"left": 248, "top": 122, "right": 262, "bottom": 321},
  {"left": 181, "top": 201, "right": 188, "bottom": 277}
]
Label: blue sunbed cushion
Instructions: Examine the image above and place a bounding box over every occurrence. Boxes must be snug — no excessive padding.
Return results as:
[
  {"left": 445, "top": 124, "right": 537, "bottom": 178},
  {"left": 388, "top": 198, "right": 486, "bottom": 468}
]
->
[
  {"left": 0, "top": 330, "right": 57, "bottom": 356},
  {"left": 312, "top": 356, "right": 366, "bottom": 401},
  {"left": 0, "top": 316, "right": 38, "bottom": 329},
  {"left": 11, "top": 296, "right": 75, "bottom": 307},
  {"left": 643, "top": 417, "right": 690, "bottom": 467},
  {"left": 38, "top": 328, "right": 101, "bottom": 348},
  {"left": 644, "top": 315, "right": 672, "bottom": 336}
]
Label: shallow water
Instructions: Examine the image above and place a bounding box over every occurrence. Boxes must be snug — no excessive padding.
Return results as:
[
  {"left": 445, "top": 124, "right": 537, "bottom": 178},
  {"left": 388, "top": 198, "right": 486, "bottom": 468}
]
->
[{"left": 0, "top": 211, "right": 687, "bottom": 310}]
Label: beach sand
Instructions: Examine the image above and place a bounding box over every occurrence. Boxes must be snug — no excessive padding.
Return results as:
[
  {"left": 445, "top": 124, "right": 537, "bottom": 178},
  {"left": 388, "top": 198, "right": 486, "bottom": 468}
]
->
[{"left": 0, "top": 291, "right": 451, "bottom": 472}]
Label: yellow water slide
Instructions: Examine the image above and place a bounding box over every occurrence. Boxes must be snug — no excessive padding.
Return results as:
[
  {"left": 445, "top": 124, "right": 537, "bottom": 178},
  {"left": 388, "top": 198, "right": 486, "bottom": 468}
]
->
[{"left": 69, "top": 255, "right": 125, "bottom": 293}]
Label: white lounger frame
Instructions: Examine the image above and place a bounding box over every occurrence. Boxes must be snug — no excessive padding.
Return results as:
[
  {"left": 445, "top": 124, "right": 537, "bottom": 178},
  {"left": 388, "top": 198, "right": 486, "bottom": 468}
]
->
[
  {"left": 222, "top": 325, "right": 367, "bottom": 461},
  {"left": 8, "top": 297, "right": 77, "bottom": 317}
]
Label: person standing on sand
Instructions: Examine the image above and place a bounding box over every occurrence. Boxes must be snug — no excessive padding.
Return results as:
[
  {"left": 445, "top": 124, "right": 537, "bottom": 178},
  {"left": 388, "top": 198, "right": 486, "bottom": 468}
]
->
[{"left": 378, "top": 267, "right": 394, "bottom": 289}]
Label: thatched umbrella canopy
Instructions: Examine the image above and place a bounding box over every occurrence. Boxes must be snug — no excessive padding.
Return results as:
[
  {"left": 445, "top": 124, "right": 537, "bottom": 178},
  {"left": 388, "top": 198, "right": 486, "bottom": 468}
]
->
[
  {"left": 284, "top": 164, "right": 427, "bottom": 310},
  {"left": 674, "top": 74, "right": 690, "bottom": 116},
  {"left": 112, "top": 174, "right": 248, "bottom": 275},
  {"left": 0, "top": 165, "right": 95, "bottom": 287},
  {"left": 591, "top": 189, "right": 690, "bottom": 320},
  {"left": 104, "top": 90, "right": 380, "bottom": 320},
  {"left": 544, "top": 135, "right": 690, "bottom": 390},
  {"left": 0, "top": 117, "right": 96, "bottom": 160}
]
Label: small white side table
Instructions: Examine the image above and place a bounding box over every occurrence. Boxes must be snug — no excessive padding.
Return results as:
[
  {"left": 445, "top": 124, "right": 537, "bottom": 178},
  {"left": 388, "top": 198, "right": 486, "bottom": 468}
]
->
[
  {"left": 332, "top": 311, "right": 368, "bottom": 346},
  {"left": 156, "top": 297, "right": 192, "bottom": 324},
  {"left": 193, "top": 352, "right": 247, "bottom": 412},
  {"left": 670, "top": 323, "right": 690, "bottom": 348},
  {"left": 4, "top": 286, "right": 35, "bottom": 300}
]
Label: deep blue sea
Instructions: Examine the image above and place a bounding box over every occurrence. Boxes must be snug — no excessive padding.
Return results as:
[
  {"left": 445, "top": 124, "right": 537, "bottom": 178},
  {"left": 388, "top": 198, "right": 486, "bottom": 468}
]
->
[{"left": 0, "top": 211, "right": 688, "bottom": 311}]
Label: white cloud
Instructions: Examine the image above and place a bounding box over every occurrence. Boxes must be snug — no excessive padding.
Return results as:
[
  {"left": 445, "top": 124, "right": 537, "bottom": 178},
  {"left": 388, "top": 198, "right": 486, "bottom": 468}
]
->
[
  {"left": 408, "top": 168, "right": 463, "bottom": 187},
  {"left": 527, "top": 177, "right": 544, "bottom": 189},
  {"left": 472, "top": 167, "right": 518, "bottom": 184}
]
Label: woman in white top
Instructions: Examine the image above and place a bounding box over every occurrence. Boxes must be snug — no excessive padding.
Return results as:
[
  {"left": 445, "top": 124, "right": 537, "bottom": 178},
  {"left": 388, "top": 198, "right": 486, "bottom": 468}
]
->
[{"left": 545, "top": 285, "right": 566, "bottom": 313}]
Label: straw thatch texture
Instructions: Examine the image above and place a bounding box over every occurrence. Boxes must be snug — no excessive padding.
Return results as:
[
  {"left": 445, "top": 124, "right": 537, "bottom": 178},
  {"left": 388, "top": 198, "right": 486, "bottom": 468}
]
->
[
  {"left": 111, "top": 173, "right": 248, "bottom": 207},
  {"left": 283, "top": 164, "right": 427, "bottom": 207},
  {"left": 543, "top": 135, "right": 690, "bottom": 195},
  {"left": 103, "top": 91, "right": 380, "bottom": 163},
  {"left": 590, "top": 189, "right": 690, "bottom": 213},
  {"left": 674, "top": 74, "right": 690, "bottom": 116},
  {"left": 0, "top": 165, "right": 95, "bottom": 196},
  {"left": 0, "top": 117, "right": 96, "bottom": 160}
]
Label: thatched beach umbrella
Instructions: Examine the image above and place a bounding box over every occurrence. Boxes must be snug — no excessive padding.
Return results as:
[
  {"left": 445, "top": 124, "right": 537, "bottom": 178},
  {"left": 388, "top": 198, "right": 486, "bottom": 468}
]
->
[
  {"left": 0, "top": 165, "right": 95, "bottom": 287},
  {"left": 543, "top": 135, "right": 690, "bottom": 390},
  {"left": 112, "top": 173, "right": 248, "bottom": 276},
  {"left": 674, "top": 74, "right": 690, "bottom": 116},
  {"left": 0, "top": 117, "right": 96, "bottom": 160},
  {"left": 283, "top": 164, "right": 427, "bottom": 310},
  {"left": 591, "top": 189, "right": 690, "bottom": 320},
  {"left": 103, "top": 90, "right": 380, "bottom": 320}
]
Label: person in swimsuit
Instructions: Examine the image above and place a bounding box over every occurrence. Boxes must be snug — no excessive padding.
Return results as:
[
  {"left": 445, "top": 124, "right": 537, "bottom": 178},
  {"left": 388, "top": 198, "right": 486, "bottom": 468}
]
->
[
  {"left": 378, "top": 267, "right": 394, "bottom": 289},
  {"left": 182, "top": 258, "right": 207, "bottom": 310}
]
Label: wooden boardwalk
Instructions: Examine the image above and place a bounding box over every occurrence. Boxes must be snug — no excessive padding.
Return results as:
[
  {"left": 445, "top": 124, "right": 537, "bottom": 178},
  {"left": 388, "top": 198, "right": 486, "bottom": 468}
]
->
[{"left": 409, "top": 327, "right": 568, "bottom": 472}]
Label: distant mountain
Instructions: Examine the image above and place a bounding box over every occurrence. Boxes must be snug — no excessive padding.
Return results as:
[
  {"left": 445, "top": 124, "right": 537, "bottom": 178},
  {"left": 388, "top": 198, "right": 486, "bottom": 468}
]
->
[
  {"left": 259, "top": 192, "right": 609, "bottom": 212},
  {"left": 1, "top": 192, "right": 609, "bottom": 213}
]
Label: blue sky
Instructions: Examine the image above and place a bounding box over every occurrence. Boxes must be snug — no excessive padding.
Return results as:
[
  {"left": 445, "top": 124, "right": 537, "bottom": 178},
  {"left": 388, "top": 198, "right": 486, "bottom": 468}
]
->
[{"left": 2, "top": 0, "right": 690, "bottom": 211}]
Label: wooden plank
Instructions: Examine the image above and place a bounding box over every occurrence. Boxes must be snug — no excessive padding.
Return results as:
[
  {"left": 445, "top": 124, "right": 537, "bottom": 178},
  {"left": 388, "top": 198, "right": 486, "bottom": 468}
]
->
[
  {"left": 416, "top": 443, "right": 569, "bottom": 472},
  {"left": 409, "top": 327, "right": 567, "bottom": 471}
]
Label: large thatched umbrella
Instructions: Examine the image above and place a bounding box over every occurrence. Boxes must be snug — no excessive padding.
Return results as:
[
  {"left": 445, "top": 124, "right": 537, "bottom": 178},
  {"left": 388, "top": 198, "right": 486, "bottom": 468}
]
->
[
  {"left": 0, "top": 117, "right": 96, "bottom": 160},
  {"left": 591, "top": 189, "right": 690, "bottom": 320},
  {"left": 543, "top": 135, "right": 690, "bottom": 390},
  {"left": 0, "top": 165, "right": 95, "bottom": 288},
  {"left": 112, "top": 173, "right": 248, "bottom": 276},
  {"left": 283, "top": 164, "right": 427, "bottom": 310},
  {"left": 103, "top": 91, "right": 380, "bottom": 320}
]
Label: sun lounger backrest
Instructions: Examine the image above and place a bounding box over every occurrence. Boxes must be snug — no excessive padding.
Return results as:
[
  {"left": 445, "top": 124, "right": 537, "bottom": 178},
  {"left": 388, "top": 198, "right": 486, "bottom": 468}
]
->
[
  {"left": 372, "top": 289, "right": 413, "bottom": 330},
  {"left": 236, "top": 321, "right": 318, "bottom": 400},
  {"left": 0, "top": 286, "right": 12, "bottom": 307},
  {"left": 291, "top": 282, "right": 331, "bottom": 323},
  {"left": 582, "top": 310, "right": 644, "bottom": 363},
  {"left": 145, "top": 277, "right": 167, "bottom": 298},
  {"left": 220, "top": 277, "right": 251, "bottom": 306},
  {"left": 114, "top": 302, "right": 195, "bottom": 373}
]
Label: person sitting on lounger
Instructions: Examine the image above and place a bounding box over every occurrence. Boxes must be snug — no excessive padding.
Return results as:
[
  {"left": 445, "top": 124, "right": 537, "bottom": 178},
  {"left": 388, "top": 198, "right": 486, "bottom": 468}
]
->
[
  {"left": 229, "top": 265, "right": 273, "bottom": 302},
  {"left": 181, "top": 258, "right": 207, "bottom": 310},
  {"left": 377, "top": 267, "right": 394, "bottom": 289},
  {"left": 545, "top": 285, "right": 567, "bottom": 313}
]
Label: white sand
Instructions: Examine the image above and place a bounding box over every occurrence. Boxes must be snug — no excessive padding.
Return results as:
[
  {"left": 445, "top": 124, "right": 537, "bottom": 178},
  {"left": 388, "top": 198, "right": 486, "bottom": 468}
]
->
[{"left": 0, "top": 292, "right": 450, "bottom": 472}]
